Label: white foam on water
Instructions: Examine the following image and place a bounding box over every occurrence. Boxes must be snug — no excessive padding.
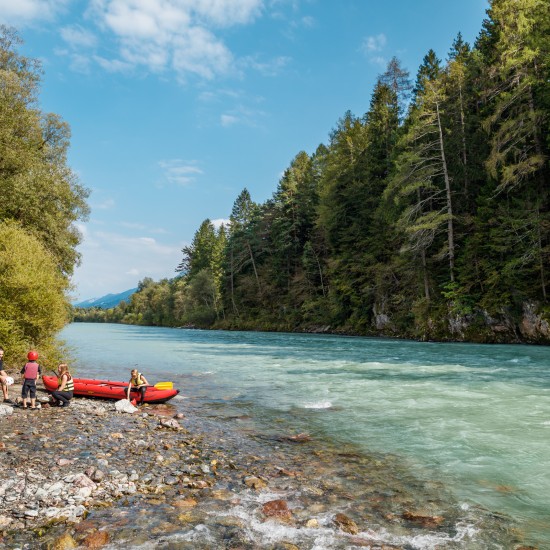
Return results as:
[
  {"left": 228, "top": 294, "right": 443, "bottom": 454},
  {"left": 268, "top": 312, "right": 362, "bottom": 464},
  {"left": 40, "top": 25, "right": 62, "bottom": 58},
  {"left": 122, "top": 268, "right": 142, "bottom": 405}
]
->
[
  {"left": 303, "top": 401, "right": 333, "bottom": 409},
  {"left": 206, "top": 489, "right": 484, "bottom": 550},
  {"left": 350, "top": 521, "right": 481, "bottom": 550},
  {"left": 134, "top": 524, "right": 217, "bottom": 548}
]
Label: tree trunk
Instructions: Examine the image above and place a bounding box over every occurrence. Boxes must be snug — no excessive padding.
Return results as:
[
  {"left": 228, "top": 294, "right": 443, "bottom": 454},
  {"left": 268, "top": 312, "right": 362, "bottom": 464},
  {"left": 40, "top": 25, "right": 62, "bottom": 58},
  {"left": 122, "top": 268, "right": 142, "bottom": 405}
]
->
[
  {"left": 436, "top": 100, "right": 455, "bottom": 282},
  {"left": 313, "top": 246, "right": 326, "bottom": 297},
  {"left": 230, "top": 246, "right": 239, "bottom": 316},
  {"left": 246, "top": 241, "right": 261, "bottom": 293},
  {"left": 422, "top": 248, "right": 430, "bottom": 301},
  {"left": 458, "top": 81, "right": 468, "bottom": 195}
]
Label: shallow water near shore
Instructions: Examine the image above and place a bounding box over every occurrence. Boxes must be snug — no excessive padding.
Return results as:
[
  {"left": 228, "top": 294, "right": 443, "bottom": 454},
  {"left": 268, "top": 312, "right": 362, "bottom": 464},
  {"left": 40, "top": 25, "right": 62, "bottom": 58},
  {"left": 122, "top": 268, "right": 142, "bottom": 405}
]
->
[{"left": 56, "top": 322, "right": 549, "bottom": 548}]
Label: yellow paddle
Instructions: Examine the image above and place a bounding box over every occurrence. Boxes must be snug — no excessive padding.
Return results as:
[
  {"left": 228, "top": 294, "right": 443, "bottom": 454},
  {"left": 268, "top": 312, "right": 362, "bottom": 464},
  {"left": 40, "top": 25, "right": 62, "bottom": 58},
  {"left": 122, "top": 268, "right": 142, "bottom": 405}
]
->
[{"left": 154, "top": 382, "right": 173, "bottom": 390}]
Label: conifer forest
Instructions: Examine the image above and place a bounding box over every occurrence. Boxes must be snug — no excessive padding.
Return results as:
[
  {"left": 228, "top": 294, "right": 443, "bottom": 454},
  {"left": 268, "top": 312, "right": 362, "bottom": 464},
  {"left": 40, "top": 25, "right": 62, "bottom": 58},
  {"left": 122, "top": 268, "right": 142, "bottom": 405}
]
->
[{"left": 74, "top": 0, "right": 550, "bottom": 343}]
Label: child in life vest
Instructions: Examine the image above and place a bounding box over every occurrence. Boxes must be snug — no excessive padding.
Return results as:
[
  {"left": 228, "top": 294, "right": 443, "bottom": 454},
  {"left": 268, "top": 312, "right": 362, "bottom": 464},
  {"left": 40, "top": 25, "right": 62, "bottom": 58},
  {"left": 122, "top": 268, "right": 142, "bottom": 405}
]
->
[
  {"left": 21, "top": 350, "right": 41, "bottom": 410},
  {"left": 126, "top": 369, "right": 149, "bottom": 405},
  {"left": 50, "top": 363, "right": 74, "bottom": 408}
]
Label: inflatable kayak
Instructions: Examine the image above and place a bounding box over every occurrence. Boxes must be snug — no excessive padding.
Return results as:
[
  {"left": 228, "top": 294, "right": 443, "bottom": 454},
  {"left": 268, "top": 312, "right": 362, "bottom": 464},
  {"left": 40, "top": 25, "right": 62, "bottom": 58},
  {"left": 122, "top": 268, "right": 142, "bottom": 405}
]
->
[{"left": 42, "top": 376, "right": 179, "bottom": 404}]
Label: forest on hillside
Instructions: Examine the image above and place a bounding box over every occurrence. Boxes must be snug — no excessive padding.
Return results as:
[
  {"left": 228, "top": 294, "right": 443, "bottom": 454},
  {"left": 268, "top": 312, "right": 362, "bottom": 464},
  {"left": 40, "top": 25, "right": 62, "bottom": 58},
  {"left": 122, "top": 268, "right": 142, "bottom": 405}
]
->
[{"left": 74, "top": 0, "right": 550, "bottom": 344}]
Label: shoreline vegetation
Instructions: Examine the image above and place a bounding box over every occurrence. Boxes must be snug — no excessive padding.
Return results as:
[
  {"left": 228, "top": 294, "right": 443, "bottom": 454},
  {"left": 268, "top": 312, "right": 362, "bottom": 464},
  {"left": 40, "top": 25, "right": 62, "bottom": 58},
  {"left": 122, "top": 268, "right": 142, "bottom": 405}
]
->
[
  {"left": 0, "top": 381, "right": 537, "bottom": 549},
  {"left": 71, "top": 311, "right": 550, "bottom": 347}
]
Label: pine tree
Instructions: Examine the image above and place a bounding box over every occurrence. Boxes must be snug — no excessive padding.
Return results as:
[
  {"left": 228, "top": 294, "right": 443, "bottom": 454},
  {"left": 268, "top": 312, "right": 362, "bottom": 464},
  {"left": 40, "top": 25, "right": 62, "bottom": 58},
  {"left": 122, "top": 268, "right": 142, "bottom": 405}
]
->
[
  {"left": 386, "top": 52, "right": 457, "bottom": 301},
  {"left": 481, "top": 0, "right": 549, "bottom": 300}
]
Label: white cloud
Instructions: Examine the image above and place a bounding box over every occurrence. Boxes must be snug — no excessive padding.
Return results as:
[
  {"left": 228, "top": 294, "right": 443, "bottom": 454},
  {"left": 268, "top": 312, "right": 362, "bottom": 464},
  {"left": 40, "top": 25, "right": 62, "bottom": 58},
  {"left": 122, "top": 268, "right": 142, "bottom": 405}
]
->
[
  {"left": 0, "top": 0, "right": 70, "bottom": 24},
  {"left": 240, "top": 54, "right": 291, "bottom": 76},
  {"left": 158, "top": 159, "right": 203, "bottom": 186},
  {"left": 221, "top": 114, "right": 239, "bottom": 127},
  {"left": 71, "top": 227, "right": 184, "bottom": 299},
  {"left": 219, "top": 104, "right": 265, "bottom": 128},
  {"left": 61, "top": 25, "right": 98, "bottom": 48},
  {"left": 85, "top": 0, "right": 263, "bottom": 80},
  {"left": 171, "top": 26, "right": 233, "bottom": 80},
  {"left": 211, "top": 218, "right": 229, "bottom": 229},
  {"left": 362, "top": 33, "right": 387, "bottom": 53},
  {"left": 361, "top": 33, "right": 387, "bottom": 66},
  {"left": 198, "top": 88, "right": 243, "bottom": 103},
  {"left": 94, "top": 55, "right": 134, "bottom": 73}
]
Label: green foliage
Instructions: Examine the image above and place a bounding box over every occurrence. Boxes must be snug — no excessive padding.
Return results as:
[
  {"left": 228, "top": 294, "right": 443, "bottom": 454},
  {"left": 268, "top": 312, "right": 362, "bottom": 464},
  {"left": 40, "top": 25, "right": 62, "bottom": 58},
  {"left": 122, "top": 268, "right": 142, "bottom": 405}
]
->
[
  {"left": 0, "top": 26, "right": 89, "bottom": 363},
  {"left": 0, "top": 26, "right": 89, "bottom": 276},
  {"left": 0, "top": 221, "right": 70, "bottom": 365}
]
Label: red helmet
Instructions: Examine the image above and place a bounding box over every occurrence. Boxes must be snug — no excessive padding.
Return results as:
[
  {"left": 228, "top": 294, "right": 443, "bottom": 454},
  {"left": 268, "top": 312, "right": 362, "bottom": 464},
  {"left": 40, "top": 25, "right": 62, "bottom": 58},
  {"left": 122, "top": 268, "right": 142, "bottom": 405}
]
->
[{"left": 27, "top": 350, "right": 38, "bottom": 361}]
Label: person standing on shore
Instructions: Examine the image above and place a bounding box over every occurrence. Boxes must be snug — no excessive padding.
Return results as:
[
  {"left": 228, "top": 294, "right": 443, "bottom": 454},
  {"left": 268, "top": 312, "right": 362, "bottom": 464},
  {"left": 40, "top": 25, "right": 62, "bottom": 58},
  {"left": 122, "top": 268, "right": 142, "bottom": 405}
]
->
[
  {"left": 20, "top": 351, "right": 41, "bottom": 410},
  {"left": 126, "top": 369, "right": 149, "bottom": 405},
  {"left": 0, "top": 346, "right": 12, "bottom": 403},
  {"left": 50, "top": 363, "right": 74, "bottom": 408}
]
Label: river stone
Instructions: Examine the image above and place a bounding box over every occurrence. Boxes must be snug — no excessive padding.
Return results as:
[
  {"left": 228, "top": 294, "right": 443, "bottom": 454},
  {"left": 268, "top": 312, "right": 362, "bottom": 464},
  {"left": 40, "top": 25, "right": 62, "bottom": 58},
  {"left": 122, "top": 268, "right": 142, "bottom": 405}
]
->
[
  {"left": 285, "top": 432, "right": 311, "bottom": 443},
  {"left": 80, "top": 529, "right": 110, "bottom": 548},
  {"left": 333, "top": 513, "right": 359, "bottom": 534},
  {"left": 214, "top": 516, "right": 244, "bottom": 528},
  {"left": 305, "top": 517, "right": 320, "bottom": 528},
  {"left": 159, "top": 418, "right": 181, "bottom": 430},
  {"left": 0, "top": 404, "right": 13, "bottom": 416},
  {"left": 243, "top": 475, "right": 267, "bottom": 489},
  {"left": 176, "top": 510, "right": 206, "bottom": 524},
  {"left": 51, "top": 532, "right": 78, "bottom": 549},
  {"left": 172, "top": 497, "right": 197, "bottom": 508},
  {"left": 0, "top": 515, "right": 12, "bottom": 528},
  {"left": 262, "top": 499, "right": 294, "bottom": 524},
  {"left": 90, "top": 468, "right": 105, "bottom": 483},
  {"left": 210, "top": 489, "right": 234, "bottom": 501},
  {"left": 73, "top": 473, "right": 96, "bottom": 489},
  {"left": 402, "top": 510, "right": 444, "bottom": 528}
]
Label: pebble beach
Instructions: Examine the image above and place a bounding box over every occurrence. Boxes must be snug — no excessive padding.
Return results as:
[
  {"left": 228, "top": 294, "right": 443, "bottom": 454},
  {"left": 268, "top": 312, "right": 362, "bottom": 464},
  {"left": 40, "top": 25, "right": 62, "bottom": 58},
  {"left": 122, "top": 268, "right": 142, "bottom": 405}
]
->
[{"left": 0, "top": 380, "right": 534, "bottom": 550}]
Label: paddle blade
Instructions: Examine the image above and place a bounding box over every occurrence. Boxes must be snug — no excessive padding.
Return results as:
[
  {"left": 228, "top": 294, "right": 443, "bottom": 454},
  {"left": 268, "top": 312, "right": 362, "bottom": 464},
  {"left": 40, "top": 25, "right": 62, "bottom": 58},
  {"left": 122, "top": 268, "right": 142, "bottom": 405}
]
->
[{"left": 154, "top": 382, "right": 173, "bottom": 390}]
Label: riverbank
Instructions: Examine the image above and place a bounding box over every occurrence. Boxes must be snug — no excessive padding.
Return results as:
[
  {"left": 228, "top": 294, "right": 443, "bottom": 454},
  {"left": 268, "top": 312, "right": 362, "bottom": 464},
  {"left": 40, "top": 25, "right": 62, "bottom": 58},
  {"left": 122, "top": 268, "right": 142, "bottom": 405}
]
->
[
  {"left": 0, "top": 383, "right": 399, "bottom": 549},
  {"left": 0, "top": 380, "right": 538, "bottom": 549}
]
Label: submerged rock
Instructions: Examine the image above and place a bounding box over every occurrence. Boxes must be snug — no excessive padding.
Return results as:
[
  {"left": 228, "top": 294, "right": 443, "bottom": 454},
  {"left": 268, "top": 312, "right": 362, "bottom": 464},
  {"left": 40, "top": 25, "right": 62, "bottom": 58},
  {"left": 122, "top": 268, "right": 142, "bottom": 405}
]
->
[
  {"left": 80, "top": 529, "right": 110, "bottom": 549},
  {"left": 243, "top": 475, "right": 267, "bottom": 489},
  {"left": 333, "top": 512, "right": 359, "bottom": 534},
  {"left": 402, "top": 510, "right": 444, "bottom": 528},
  {"left": 262, "top": 499, "right": 294, "bottom": 524}
]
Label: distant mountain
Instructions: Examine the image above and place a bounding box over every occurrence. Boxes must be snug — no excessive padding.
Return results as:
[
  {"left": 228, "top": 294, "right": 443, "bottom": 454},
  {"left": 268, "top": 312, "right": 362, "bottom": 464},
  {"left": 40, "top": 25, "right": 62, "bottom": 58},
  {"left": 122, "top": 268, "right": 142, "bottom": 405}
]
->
[{"left": 73, "top": 288, "right": 137, "bottom": 309}]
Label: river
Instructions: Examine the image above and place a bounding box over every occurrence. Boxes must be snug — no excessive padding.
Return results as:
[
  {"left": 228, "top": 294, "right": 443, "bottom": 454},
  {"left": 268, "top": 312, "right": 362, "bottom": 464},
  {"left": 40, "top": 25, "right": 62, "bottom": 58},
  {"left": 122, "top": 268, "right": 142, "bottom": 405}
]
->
[{"left": 60, "top": 322, "right": 550, "bottom": 549}]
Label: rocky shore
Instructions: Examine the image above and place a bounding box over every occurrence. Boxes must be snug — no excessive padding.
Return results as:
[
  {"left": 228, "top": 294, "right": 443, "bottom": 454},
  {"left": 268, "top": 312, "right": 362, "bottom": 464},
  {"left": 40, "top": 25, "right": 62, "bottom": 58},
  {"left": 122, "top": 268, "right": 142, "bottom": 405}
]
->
[
  {"left": 0, "top": 388, "right": 218, "bottom": 547},
  {"left": 0, "top": 383, "right": 384, "bottom": 550},
  {"left": 0, "top": 382, "right": 536, "bottom": 549}
]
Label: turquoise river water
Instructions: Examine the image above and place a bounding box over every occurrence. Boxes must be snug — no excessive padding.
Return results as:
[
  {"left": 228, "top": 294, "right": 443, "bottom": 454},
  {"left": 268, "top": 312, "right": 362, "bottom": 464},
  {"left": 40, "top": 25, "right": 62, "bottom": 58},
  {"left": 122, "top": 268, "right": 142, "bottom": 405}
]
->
[{"left": 60, "top": 323, "right": 550, "bottom": 549}]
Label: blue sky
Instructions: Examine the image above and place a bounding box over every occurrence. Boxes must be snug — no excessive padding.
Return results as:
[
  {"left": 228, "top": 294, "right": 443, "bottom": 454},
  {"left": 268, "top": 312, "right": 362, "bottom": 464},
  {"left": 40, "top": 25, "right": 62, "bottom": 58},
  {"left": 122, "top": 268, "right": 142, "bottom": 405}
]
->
[{"left": 0, "top": 0, "right": 489, "bottom": 300}]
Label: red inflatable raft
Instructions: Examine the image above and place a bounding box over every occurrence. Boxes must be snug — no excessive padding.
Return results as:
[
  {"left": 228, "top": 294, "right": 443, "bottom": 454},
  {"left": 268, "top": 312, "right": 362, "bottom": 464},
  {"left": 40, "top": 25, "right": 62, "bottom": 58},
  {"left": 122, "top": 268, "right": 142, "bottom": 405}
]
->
[{"left": 42, "top": 376, "right": 180, "bottom": 404}]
